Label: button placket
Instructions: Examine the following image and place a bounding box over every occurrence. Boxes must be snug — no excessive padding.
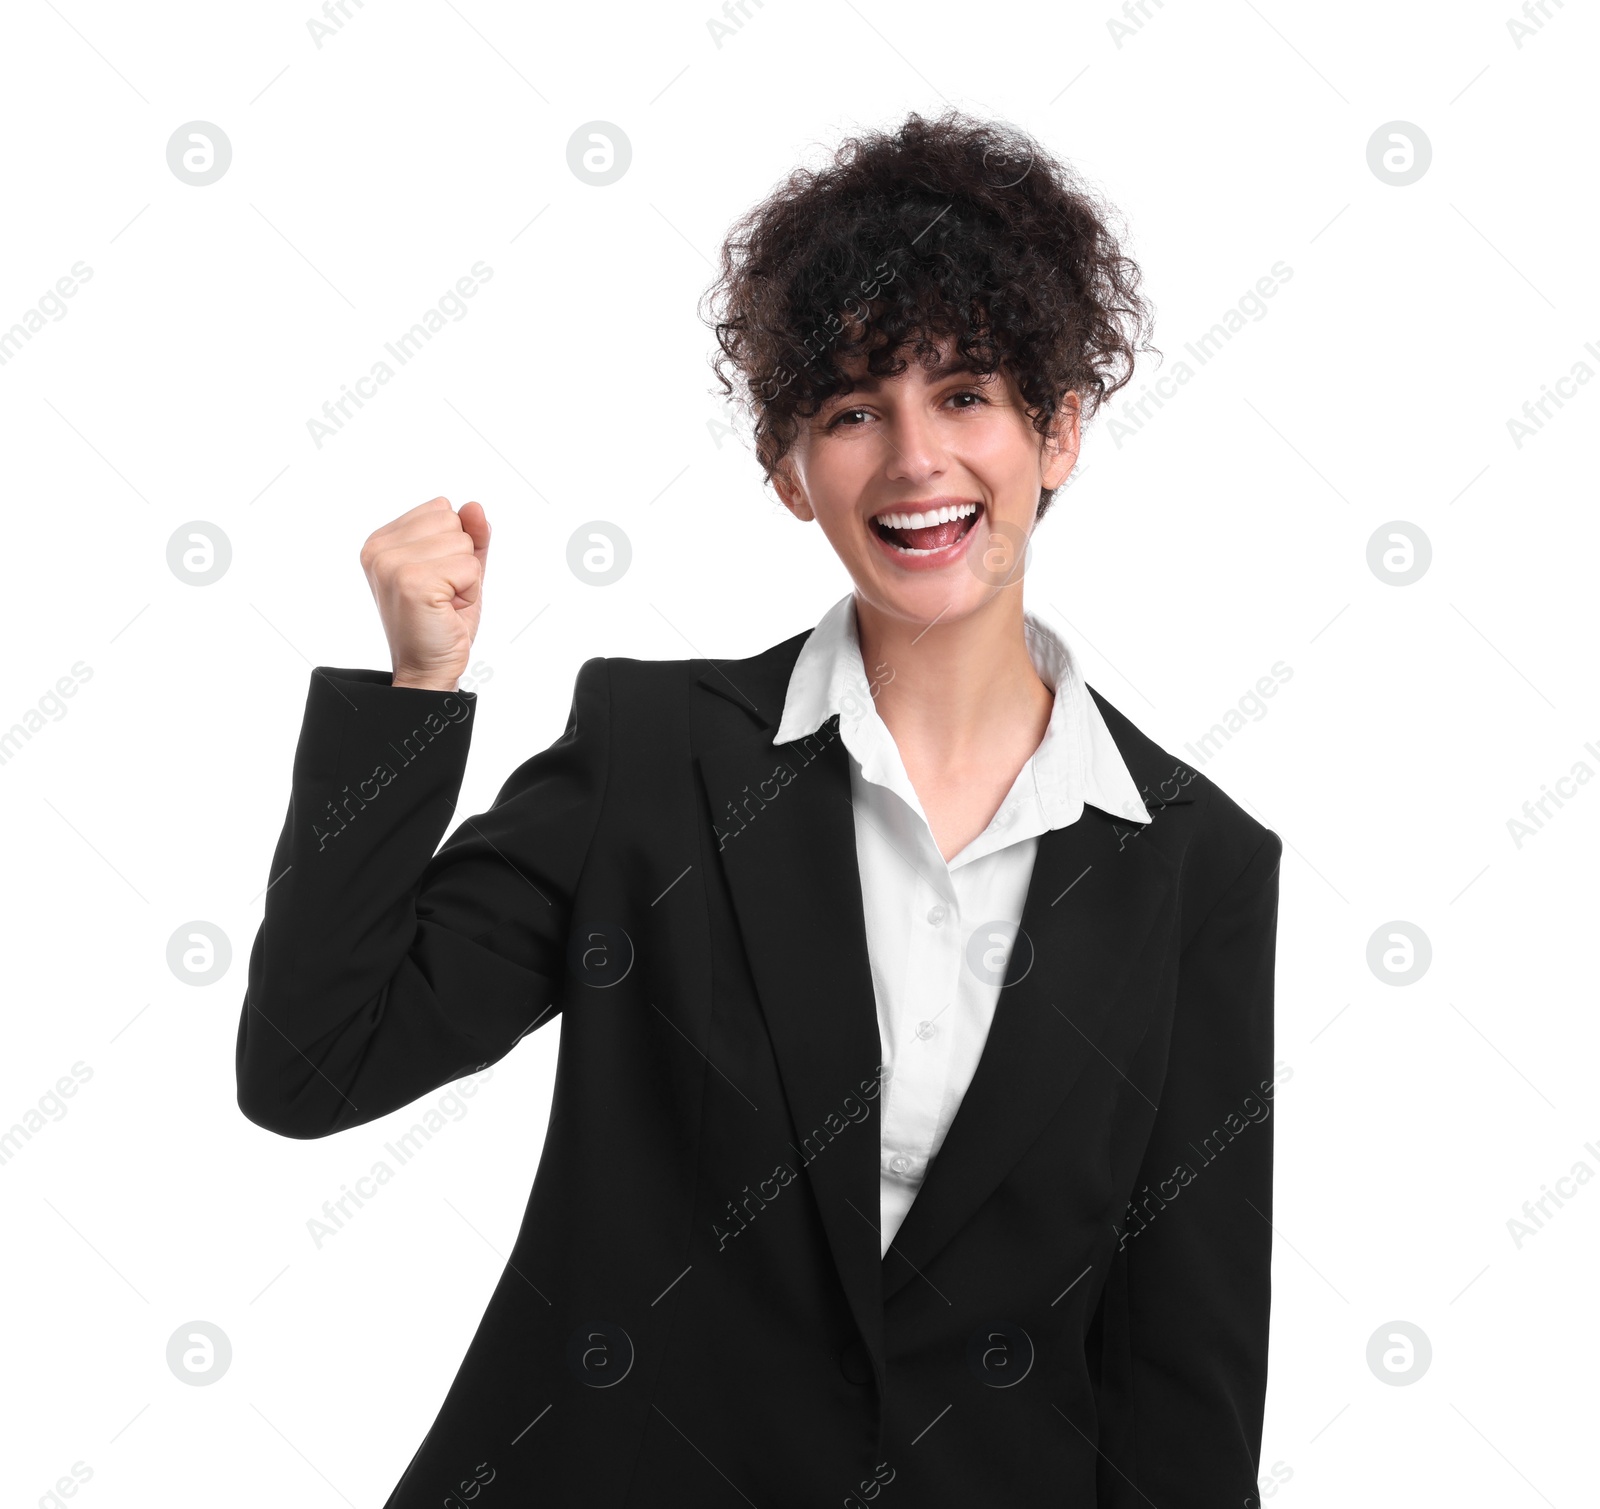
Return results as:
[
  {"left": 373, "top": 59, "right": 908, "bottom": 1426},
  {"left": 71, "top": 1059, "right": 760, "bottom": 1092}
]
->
[
  {"left": 910, "top": 873, "right": 954, "bottom": 1053},
  {"left": 888, "top": 873, "right": 957, "bottom": 1179}
]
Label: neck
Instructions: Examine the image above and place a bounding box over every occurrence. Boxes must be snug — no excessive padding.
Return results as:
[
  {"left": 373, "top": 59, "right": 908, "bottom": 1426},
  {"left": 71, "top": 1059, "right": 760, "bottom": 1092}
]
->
[{"left": 852, "top": 588, "right": 1053, "bottom": 767}]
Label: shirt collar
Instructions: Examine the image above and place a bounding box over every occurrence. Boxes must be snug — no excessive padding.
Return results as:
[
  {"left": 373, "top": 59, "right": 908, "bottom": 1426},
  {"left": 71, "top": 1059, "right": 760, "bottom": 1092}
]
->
[{"left": 773, "top": 593, "right": 1151, "bottom": 851}]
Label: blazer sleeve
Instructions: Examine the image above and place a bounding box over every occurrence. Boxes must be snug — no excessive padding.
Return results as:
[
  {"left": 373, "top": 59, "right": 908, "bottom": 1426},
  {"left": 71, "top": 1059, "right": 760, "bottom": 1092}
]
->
[
  {"left": 1096, "top": 827, "right": 1283, "bottom": 1508},
  {"left": 234, "top": 657, "right": 611, "bottom": 1139}
]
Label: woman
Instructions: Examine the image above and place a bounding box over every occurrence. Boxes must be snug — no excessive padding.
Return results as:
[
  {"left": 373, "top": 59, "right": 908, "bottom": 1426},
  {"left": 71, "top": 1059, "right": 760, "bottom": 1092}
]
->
[{"left": 237, "top": 110, "right": 1282, "bottom": 1508}]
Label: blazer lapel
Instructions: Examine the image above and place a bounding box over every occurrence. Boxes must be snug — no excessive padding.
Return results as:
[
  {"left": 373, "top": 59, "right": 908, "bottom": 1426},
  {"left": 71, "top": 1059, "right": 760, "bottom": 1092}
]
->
[
  {"left": 691, "top": 636, "right": 1199, "bottom": 1344},
  {"left": 879, "top": 803, "right": 1180, "bottom": 1303},
  {"left": 694, "top": 641, "right": 887, "bottom": 1383},
  {"left": 882, "top": 689, "right": 1198, "bottom": 1302}
]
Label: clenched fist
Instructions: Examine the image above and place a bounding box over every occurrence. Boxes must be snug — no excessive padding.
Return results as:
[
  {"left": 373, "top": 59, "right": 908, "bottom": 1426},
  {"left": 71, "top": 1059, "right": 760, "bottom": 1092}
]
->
[{"left": 360, "top": 497, "right": 491, "bottom": 692}]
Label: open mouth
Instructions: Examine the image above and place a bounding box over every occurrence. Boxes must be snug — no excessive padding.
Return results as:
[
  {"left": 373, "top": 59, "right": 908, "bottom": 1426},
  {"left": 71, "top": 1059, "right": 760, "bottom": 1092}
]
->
[{"left": 869, "top": 500, "right": 982, "bottom": 557}]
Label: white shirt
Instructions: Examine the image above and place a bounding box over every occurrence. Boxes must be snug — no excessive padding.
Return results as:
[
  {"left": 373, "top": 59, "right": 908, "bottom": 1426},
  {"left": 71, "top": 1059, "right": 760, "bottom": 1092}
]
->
[{"left": 773, "top": 593, "right": 1152, "bottom": 1257}]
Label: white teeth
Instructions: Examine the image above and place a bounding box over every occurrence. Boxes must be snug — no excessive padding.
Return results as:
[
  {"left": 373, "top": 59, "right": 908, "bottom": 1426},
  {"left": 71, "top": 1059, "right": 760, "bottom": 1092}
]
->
[{"left": 872, "top": 501, "right": 979, "bottom": 530}]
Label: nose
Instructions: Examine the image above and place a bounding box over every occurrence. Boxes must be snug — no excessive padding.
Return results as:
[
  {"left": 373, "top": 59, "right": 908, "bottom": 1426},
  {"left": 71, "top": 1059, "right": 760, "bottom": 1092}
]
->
[{"left": 880, "top": 399, "right": 948, "bottom": 487}]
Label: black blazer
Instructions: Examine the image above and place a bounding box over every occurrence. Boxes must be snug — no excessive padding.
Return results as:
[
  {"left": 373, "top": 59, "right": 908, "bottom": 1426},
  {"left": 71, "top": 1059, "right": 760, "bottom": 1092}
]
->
[{"left": 236, "top": 626, "right": 1283, "bottom": 1509}]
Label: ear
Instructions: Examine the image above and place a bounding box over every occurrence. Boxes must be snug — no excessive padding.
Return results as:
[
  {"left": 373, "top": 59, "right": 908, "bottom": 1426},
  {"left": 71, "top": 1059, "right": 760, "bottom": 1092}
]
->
[
  {"left": 1040, "top": 392, "right": 1083, "bottom": 492},
  {"left": 772, "top": 460, "right": 816, "bottom": 522}
]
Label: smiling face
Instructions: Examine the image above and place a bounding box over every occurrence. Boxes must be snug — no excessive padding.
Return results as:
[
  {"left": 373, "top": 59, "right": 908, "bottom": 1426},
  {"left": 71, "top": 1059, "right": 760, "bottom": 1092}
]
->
[{"left": 772, "top": 337, "right": 1081, "bottom": 629}]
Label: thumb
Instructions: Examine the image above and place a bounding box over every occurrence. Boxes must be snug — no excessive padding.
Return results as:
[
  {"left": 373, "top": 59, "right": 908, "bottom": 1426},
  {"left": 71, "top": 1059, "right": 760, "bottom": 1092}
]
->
[{"left": 458, "top": 500, "right": 492, "bottom": 567}]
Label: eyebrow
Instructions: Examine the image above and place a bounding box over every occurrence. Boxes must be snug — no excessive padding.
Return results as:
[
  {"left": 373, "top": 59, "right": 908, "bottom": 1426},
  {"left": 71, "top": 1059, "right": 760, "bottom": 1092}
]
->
[{"left": 822, "top": 356, "right": 985, "bottom": 402}]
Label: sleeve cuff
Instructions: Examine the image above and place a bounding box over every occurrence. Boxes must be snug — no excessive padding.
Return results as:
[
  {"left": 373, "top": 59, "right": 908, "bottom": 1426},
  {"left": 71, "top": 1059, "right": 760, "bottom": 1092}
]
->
[{"left": 292, "top": 666, "right": 479, "bottom": 792}]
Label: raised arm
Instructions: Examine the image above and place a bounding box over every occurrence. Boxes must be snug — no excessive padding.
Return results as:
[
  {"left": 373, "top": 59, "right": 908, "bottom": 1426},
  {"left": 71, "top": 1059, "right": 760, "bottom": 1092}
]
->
[{"left": 234, "top": 497, "right": 610, "bottom": 1137}]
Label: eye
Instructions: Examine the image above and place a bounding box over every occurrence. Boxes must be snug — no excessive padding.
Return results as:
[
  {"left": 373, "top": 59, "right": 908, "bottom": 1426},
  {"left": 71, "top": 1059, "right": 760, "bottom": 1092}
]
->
[
  {"left": 825, "top": 406, "right": 870, "bottom": 431},
  {"left": 825, "top": 388, "right": 990, "bottom": 431}
]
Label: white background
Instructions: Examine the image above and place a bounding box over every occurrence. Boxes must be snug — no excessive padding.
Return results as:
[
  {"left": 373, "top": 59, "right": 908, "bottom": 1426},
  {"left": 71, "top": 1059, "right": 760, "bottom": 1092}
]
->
[{"left": 1, "top": 0, "right": 1596, "bottom": 1504}]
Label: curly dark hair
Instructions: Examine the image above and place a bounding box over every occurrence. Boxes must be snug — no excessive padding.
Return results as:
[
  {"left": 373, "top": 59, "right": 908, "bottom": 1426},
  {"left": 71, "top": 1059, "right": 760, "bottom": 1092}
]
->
[{"left": 701, "top": 110, "right": 1155, "bottom": 522}]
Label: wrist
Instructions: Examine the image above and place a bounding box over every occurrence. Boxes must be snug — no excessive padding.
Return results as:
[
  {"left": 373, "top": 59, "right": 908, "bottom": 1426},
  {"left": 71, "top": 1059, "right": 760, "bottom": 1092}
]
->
[{"left": 390, "top": 671, "right": 461, "bottom": 692}]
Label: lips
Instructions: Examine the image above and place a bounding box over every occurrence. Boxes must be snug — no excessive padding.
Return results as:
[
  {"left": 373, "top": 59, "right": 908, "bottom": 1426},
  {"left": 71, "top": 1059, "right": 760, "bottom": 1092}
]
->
[{"left": 870, "top": 500, "right": 981, "bottom": 556}]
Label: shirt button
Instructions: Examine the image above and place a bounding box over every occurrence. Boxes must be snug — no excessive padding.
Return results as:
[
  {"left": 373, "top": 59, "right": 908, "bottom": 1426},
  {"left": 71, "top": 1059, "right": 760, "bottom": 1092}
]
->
[
  {"left": 926, "top": 904, "right": 947, "bottom": 925},
  {"left": 915, "top": 1020, "right": 937, "bottom": 1040},
  {"left": 890, "top": 1154, "right": 914, "bottom": 1175}
]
